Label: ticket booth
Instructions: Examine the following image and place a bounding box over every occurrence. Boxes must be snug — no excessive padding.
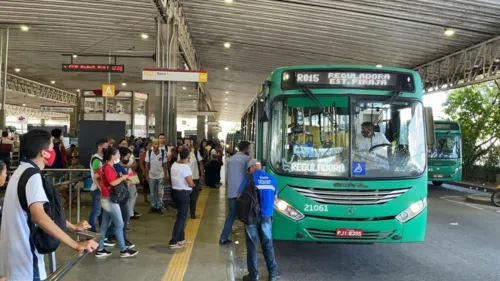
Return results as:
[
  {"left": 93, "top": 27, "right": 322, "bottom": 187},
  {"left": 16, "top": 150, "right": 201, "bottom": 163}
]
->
[{"left": 80, "top": 90, "right": 149, "bottom": 137}]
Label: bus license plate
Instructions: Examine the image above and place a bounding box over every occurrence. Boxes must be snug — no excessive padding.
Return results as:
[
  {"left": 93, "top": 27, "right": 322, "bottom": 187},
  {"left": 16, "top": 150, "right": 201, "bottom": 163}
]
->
[
  {"left": 433, "top": 174, "right": 444, "bottom": 178},
  {"left": 336, "top": 228, "right": 363, "bottom": 237}
]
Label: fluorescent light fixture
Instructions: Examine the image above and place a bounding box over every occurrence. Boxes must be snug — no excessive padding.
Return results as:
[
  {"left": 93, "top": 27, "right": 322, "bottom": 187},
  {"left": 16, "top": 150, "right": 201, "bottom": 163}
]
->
[
  {"left": 76, "top": 89, "right": 80, "bottom": 92},
  {"left": 122, "top": 83, "right": 127, "bottom": 86},
  {"left": 20, "top": 25, "right": 29, "bottom": 31},
  {"left": 14, "top": 68, "right": 21, "bottom": 73},
  {"left": 72, "top": 54, "right": 78, "bottom": 58},
  {"left": 224, "top": 42, "right": 231, "bottom": 48},
  {"left": 444, "top": 27, "right": 455, "bottom": 36},
  {"left": 189, "top": 95, "right": 192, "bottom": 97},
  {"left": 22, "top": 104, "right": 26, "bottom": 107},
  {"left": 50, "top": 80, "right": 56, "bottom": 85},
  {"left": 376, "top": 64, "right": 383, "bottom": 68},
  {"left": 225, "top": 91, "right": 229, "bottom": 94},
  {"left": 224, "top": 67, "right": 229, "bottom": 70},
  {"left": 225, "top": 0, "right": 233, "bottom": 3},
  {"left": 141, "top": 33, "right": 149, "bottom": 39},
  {"left": 182, "top": 86, "right": 187, "bottom": 90}
]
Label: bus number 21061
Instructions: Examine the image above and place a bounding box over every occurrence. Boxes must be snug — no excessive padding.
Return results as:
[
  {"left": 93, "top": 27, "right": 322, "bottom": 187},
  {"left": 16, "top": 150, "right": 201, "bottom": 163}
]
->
[{"left": 304, "top": 204, "right": 328, "bottom": 212}]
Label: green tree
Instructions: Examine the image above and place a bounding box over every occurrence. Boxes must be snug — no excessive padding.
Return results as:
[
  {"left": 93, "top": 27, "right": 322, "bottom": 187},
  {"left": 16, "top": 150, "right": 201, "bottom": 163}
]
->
[{"left": 444, "top": 81, "right": 500, "bottom": 168}]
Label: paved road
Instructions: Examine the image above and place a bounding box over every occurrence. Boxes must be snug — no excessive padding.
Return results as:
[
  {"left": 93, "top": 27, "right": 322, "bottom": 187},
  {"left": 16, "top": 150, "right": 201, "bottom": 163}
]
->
[{"left": 233, "top": 183, "right": 500, "bottom": 281}]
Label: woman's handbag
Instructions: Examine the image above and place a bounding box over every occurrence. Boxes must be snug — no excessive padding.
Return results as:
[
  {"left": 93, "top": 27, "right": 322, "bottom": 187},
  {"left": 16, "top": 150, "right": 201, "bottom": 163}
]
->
[{"left": 110, "top": 180, "right": 129, "bottom": 204}]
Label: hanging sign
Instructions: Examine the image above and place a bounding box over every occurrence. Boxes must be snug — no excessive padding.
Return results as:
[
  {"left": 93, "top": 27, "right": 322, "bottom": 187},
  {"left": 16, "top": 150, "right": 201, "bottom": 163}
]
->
[
  {"left": 17, "top": 115, "right": 28, "bottom": 125},
  {"left": 102, "top": 84, "right": 116, "bottom": 97},
  {"left": 40, "top": 106, "right": 74, "bottom": 113},
  {"left": 142, "top": 69, "right": 208, "bottom": 82}
]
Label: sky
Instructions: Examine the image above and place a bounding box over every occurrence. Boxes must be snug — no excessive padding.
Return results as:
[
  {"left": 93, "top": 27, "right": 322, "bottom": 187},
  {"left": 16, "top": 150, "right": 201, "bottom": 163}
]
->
[{"left": 423, "top": 90, "right": 450, "bottom": 120}]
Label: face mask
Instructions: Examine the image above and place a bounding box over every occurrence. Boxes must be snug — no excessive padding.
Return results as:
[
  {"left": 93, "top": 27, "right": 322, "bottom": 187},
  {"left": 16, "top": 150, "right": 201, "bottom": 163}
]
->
[
  {"left": 43, "top": 149, "right": 57, "bottom": 166},
  {"left": 114, "top": 157, "right": 120, "bottom": 164}
]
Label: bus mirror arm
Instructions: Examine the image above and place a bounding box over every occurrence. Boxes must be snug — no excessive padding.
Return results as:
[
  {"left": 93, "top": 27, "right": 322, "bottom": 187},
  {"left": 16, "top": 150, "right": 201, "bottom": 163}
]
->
[{"left": 424, "top": 107, "right": 435, "bottom": 147}]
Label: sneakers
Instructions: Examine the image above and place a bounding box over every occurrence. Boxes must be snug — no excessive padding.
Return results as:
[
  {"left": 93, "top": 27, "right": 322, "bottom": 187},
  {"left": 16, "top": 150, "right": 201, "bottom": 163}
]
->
[
  {"left": 120, "top": 248, "right": 139, "bottom": 258},
  {"left": 125, "top": 239, "right": 136, "bottom": 249},
  {"left": 156, "top": 208, "right": 163, "bottom": 215},
  {"left": 95, "top": 249, "right": 112, "bottom": 258},
  {"left": 103, "top": 239, "right": 116, "bottom": 247},
  {"left": 219, "top": 239, "right": 232, "bottom": 245},
  {"left": 169, "top": 242, "right": 184, "bottom": 249},
  {"left": 269, "top": 275, "right": 281, "bottom": 281},
  {"left": 242, "top": 275, "right": 259, "bottom": 281},
  {"left": 148, "top": 207, "right": 157, "bottom": 214}
]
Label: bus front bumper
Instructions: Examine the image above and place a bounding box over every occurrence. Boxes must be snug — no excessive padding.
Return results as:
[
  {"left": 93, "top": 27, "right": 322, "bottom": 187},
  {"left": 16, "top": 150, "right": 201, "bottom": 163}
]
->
[{"left": 272, "top": 208, "right": 427, "bottom": 243}]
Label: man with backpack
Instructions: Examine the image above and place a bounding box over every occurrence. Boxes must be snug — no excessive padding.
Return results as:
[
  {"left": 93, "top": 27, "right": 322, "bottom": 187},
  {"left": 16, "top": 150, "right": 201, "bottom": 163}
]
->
[
  {"left": 145, "top": 139, "right": 169, "bottom": 214},
  {"left": 0, "top": 129, "right": 97, "bottom": 281},
  {"left": 237, "top": 159, "right": 280, "bottom": 281}
]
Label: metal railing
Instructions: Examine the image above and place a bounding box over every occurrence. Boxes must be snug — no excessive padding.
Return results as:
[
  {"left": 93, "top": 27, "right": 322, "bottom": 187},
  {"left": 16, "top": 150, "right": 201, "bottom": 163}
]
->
[{"left": 45, "top": 230, "right": 101, "bottom": 281}]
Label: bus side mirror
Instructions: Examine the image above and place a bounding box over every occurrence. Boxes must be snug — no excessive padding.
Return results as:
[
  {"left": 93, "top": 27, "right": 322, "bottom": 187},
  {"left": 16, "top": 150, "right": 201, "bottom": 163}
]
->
[{"left": 424, "top": 107, "right": 435, "bottom": 147}]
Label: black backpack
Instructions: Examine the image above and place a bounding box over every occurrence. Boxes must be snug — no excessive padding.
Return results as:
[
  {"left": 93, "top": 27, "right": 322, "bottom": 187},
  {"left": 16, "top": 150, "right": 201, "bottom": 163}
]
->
[
  {"left": 18, "top": 167, "right": 66, "bottom": 254},
  {"left": 236, "top": 177, "right": 261, "bottom": 225}
]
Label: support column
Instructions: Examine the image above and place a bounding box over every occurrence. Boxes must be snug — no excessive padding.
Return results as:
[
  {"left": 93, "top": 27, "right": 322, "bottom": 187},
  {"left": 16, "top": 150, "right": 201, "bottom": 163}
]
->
[
  {"left": 0, "top": 28, "right": 9, "bottom": 129},
  {"left": 196, "top": 88, "right": 206, "bottom": 141},
  {"left": 154, "top": 17, "right": 166, "bottom": 137},
  {"left": 167, "top": 23, "right": 179, "bottom": 143},
  {"left": 207, "top": 116, "right": 215, "bottom": 140}
]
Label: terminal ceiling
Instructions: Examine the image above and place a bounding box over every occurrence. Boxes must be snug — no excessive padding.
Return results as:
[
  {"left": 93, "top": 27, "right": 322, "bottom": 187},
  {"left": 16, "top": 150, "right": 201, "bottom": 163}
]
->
[{"left": 1, "top": 0, "right": 499, "bottom": 122}]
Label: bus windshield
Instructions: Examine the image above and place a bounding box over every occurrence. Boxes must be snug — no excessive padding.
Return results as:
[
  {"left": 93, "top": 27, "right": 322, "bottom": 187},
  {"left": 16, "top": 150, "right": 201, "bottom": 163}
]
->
[
  {"left": 429, "top": 134, "right": 461, "bottom": 159},
  {"left": 269, "top": 96, "right": 426, "bottom": 178}
]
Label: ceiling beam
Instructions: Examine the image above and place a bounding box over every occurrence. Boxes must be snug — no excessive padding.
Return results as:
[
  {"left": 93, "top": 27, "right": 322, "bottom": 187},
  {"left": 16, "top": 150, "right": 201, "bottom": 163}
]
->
[{"left": 415, "top": 36, "right": 500, "bottom": 92}]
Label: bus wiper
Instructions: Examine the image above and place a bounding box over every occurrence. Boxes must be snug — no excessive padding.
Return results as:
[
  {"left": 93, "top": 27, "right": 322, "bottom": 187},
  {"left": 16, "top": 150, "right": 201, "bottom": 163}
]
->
[
  {"left": 387, "top": 90, "right": 402, "bottom": 105},
  {"left": 302, "top": 88, "right": 335, "bottom": 124}
]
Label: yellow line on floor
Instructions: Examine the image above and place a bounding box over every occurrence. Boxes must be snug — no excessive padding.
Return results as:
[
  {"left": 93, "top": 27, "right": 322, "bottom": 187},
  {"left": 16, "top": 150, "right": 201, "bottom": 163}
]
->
[{"left": 162, "top": 188, "right": 210, "bottom": 281}]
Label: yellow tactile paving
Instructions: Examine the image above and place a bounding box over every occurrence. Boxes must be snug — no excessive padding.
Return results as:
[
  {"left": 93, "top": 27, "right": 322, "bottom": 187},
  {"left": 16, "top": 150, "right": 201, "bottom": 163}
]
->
[{"left": 162, "top": 188, "right": 211, "bottom": 281}]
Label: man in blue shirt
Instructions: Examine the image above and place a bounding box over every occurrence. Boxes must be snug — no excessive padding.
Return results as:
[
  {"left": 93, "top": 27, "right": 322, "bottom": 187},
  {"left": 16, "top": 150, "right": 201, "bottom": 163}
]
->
[
  {"left": 237, "top": 159, "right": 280, "bottom": 281},
  {"left": 219, "top": 141, "right": 251, "bottom": 245}
]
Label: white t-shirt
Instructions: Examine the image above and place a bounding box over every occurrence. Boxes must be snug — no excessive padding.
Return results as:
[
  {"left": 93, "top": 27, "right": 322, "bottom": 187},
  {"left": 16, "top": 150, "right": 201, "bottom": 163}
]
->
[
  {"left": 0, "top": 162, "right": 48, "bottom": 281},
  {"left": 188, "top": 151, "right": 203, "bottom": 180},
  {"left": 171, "top": 162, "right": 193, "bottom": 191},
  {"left": 145, "top": 150, "right": 168, "bottom": 179},
  {"left": 126, "top": 157, "right": 135, "bottom": 173},
  {"left": 357, "top": 132, "right": 390, "bottom": 150},
  {"left": 159, "top": 145, "right": 172, "bottom": 156}
]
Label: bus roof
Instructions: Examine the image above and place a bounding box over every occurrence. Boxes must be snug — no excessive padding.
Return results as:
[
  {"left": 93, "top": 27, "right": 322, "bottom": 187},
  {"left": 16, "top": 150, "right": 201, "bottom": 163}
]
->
[{"left": 434, "top": 120, "right": 461, "bottom": 131}]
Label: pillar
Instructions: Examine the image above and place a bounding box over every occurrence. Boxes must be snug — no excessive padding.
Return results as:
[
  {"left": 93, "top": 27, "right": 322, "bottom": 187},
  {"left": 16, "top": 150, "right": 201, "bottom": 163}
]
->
[
  {"left": 154, "top": 17, "right": 179, "bottom": 144},
  {"left": 207, "top": 116, "right": 215, "bottom": 140},
  {"left": 0, "top": 28, "right": 9, "bottom": 130},
  {"left": 196, "top": 88, "right": 206, "bottom": 141}
]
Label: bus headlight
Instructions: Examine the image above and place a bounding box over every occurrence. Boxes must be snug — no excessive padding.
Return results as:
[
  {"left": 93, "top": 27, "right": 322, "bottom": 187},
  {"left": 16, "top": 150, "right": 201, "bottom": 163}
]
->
[
  {"left": 274, "top": 199, "right": 304, "bottom": 221},
  {"left": 395, "top": 198, "right": 427, "bottom": 223}
]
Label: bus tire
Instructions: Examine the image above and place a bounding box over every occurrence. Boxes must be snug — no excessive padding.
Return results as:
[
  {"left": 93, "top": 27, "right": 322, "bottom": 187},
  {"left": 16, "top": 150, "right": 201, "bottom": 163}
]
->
[
  {"left": 432, "top": 181, "right": 443, "bottom": 186},
  {"left": 491, "top": 191, "right": 500, "bottom": 207}
]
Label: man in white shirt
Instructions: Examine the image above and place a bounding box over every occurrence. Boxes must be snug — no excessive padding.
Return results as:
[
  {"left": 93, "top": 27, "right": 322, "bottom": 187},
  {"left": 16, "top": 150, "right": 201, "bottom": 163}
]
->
[
  {"left": 357, "top": 122, "right": 390, "bottom": 151},
  {"left": 182, "top": 138, "right": 204, "bottom": 219},
  {"left": 158, "top": 133, "right": 173, "bottom": 159},
  {"left": 0, "top": 129, "right": 97, "bottom": 281},
  {"left": 145, "top": 139, "right": 169, "bottom": 214}
]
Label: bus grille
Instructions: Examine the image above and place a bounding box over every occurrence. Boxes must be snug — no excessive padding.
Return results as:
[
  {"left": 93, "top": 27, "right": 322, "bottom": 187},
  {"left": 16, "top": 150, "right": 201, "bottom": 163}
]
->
[
  {"left": 306, "top": 228, "right": 395, "bottom": 240},
  {"left": 291, "top": 186, "right": 410, "bottom": 205}
]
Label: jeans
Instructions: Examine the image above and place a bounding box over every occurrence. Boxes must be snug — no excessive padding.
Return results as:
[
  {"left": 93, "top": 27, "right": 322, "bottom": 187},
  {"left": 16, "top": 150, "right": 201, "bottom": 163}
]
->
[
  {"left": 107, "top": 201, "right": 129, "bottom": 241},
  {"left": 99, "top": 197, "right": 127, "bottom": 251},
  {"left": 149, "top": 178, "right": 164, "bottom": 209},
  {"left": 88, "top": 189, "right": 102, "bottom": 232},
  {"left": 128, "top": 184, "right": 138, "bottom": 217},
  {"left": 220, "top": 198, "right": 237, "bottom": 242},
  {"left": 245, "top": 217, "right": 278, "bottom": 279},
  {"left": 190, "top": 180, "right": 202, "bottom": 217},
  {"left": 169, "top": 190, "right": 190, "bottom": 245}
]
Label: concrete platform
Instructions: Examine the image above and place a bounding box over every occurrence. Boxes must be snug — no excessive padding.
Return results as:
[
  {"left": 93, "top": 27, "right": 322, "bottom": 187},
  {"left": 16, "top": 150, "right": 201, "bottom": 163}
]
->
[
  {"left": 465, "top": 193, "right": 493, "bottom": 206},
  {"left": 50, "top": 186, "right": 234, "bottom": 281}
]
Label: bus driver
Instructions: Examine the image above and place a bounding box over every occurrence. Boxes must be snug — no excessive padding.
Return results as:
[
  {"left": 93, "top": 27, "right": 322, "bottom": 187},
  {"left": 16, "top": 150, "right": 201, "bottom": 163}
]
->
[{"left": 357, "top": 122, "right": 390, "bottom": 151}]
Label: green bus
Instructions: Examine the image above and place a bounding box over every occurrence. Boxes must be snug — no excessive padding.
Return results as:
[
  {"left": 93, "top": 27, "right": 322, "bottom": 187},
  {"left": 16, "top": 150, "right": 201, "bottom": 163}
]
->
[
  {"left": 240, "top": 65, "right": 434, "bottom": 243},
  {"left": 225, "top": 131, "right": 242, "bottom": 156},
  {"left": 428, "top": 121, "right": 462, "bottom": 186}
]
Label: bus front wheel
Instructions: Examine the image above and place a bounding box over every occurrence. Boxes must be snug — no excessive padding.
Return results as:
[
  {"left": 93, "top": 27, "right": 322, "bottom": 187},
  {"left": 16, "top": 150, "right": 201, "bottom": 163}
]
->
[{"left": 432, "top": 181, "right": 443, "bottom": 186}]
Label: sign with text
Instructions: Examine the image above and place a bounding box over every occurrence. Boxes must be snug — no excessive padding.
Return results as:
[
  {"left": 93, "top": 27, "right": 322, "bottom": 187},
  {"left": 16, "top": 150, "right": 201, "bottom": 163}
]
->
[
  {"left": 282, "top": 69, "right": 415, "bottom": 92},
  {"left": 40, "top": 106, "right": 74, "bottom": 113},
  {"left": 102, "top": 84, "right": 115, "bottom": 97},
  {"left": 62, "top": 64, "right": 125, "bottom": 73},
  {"left": 142, "top": 69, "right": 208, "bottom": 82},
  {"left": 17, "top": 115, "right": 28, "bottom": 125}
]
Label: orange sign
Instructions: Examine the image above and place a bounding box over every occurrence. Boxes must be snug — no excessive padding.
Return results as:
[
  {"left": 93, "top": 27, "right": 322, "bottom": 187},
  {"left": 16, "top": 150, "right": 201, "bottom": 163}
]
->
[{"left": 102, "top": 84, "right": 115, "bottom": 97}]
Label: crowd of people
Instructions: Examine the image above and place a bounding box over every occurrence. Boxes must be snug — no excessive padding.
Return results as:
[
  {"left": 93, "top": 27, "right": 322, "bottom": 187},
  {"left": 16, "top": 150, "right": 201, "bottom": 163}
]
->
[{"left": 0, "top": 129, "right": 280, "bottom": 281}]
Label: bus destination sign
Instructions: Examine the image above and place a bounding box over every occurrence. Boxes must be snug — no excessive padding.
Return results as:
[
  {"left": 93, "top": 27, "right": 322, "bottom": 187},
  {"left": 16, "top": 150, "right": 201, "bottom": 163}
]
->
[
  {"left": 282, "top": 70, "right": 414, "bottom": 92},
  {"left": 62, "top": 64, "right": 125, "bottom": 73}
]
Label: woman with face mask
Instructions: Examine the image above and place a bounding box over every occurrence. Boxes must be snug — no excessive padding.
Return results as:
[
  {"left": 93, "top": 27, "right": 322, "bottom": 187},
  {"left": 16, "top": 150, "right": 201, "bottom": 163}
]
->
[{"left": 94, "top": 147, "right": 138, "bottom": 258}]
